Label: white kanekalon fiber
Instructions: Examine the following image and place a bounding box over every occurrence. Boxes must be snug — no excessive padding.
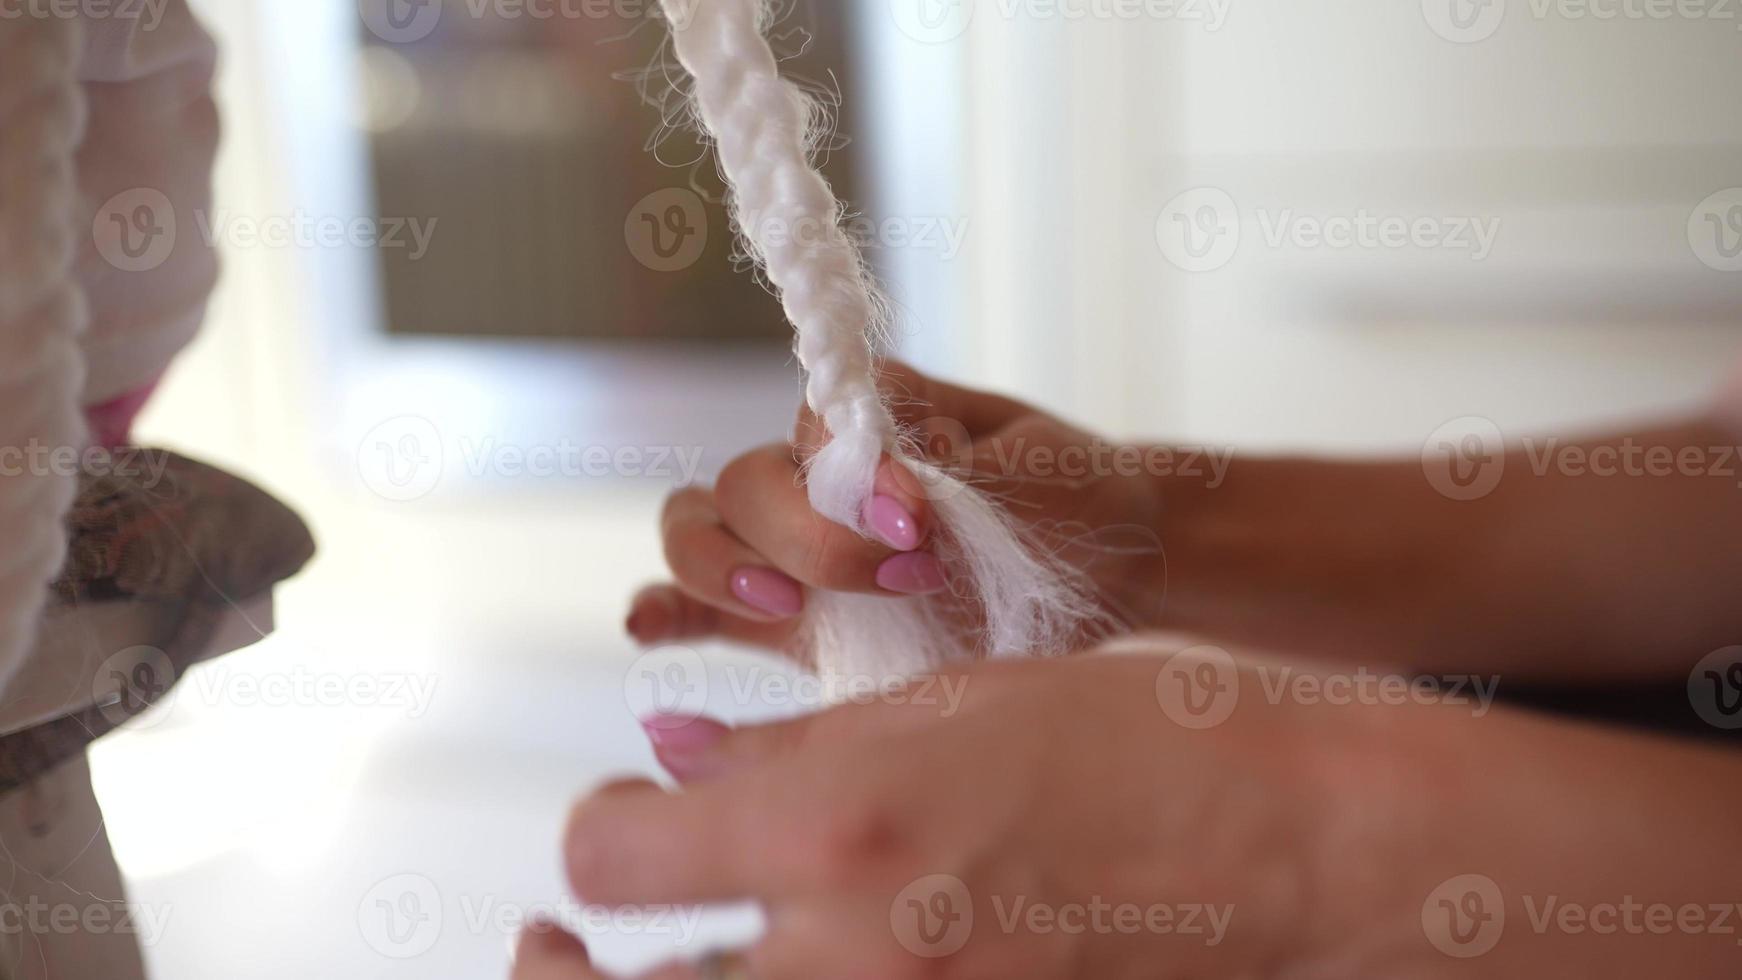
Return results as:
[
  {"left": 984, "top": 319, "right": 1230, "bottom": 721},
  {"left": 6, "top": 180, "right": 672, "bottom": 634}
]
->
[
  {"left": 655, "top": 0, "right": 1098, "bottom": 678},
  {"left": 0, "top": 15, "right": 88, "bottom": 687}
]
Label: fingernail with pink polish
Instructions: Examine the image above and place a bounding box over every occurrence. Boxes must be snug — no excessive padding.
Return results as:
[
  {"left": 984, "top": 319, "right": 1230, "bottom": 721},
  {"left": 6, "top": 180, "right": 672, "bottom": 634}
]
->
[
  {"left": 730, "top": 566, "right": 804, "bottom": 618},
  {"left": 876, "top": 552, "right": 948, "bottom": 595},
  {"left": 864, "top": 495, "right": 922, "bottom": 551},
  {"left": 640, "top": 715, "right": 731, "bottom": 781}
]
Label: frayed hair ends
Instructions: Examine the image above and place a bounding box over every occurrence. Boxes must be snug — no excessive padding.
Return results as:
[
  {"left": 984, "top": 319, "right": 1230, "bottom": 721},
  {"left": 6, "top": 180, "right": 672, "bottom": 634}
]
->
[{"left": 654, "top": 0, "right": 1097, "bottom": 677}]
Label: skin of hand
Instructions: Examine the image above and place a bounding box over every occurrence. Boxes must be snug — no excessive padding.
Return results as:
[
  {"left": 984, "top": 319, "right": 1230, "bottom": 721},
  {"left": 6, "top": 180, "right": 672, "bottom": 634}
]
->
[
  {"left": 625, "top": 361, "right": 1169, "bottom": 653},
  {"left": 1147, "top": 418, "right": 1742, "bottom": 682},
  {"left": 530, "top": 649, "right": 1742, "bottom": 979},
  {"left": 631, "top": 357, "right": 1742, "bottom": 682}
]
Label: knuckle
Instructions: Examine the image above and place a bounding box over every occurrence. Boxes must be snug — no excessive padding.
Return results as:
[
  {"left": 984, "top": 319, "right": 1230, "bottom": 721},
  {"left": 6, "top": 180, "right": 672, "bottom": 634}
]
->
[
  {"left": 715, "top": 451, "right": 754, "bottom": 499},
  {"left": 660, "top": 486, "right": 711, "bottom": 532},
  {"left": 810, "top": 800, "right": 911, "bottom": 888},
  {"left": 716, "top": 444, "right": 784, "bottom": 506},
  {"left": 794, "top": 523, "right": 864, "bottom": 591},
  {"left": 561, "top": 802, "right": 611, "bottom": 897},
  {"left": 660, "top": 521, "right": 709, "bottom": 579}
]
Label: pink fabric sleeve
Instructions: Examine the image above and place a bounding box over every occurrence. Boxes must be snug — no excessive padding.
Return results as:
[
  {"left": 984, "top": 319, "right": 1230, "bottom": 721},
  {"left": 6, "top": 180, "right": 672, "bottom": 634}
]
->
[
  {"left": 1709, "top": 357, "right": 1742, "bottom": 438},
  {"left": 76, "top": 1, "right": 220, "bottom": 410}
]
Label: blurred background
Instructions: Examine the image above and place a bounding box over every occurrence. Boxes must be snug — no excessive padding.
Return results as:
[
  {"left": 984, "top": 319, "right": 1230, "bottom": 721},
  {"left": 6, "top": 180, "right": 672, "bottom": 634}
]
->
[{"left": 86, "top": 0, "right": 1742, "bottom": 976}]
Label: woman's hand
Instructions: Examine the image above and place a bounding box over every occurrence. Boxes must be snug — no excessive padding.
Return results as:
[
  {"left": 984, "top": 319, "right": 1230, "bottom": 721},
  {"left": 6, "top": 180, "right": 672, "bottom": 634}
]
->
[
  {"left": 512, "top": 925, "right": 608, "bottom": 980},
  {"left": 553, "top": 648, "right": 1742, "bottom": 979},
  {"left": 625, "top": 362, "right": 1171, "bottom": 654},
  {"left": 567, "top": 653, "right": 1317, "bottom": 979}
]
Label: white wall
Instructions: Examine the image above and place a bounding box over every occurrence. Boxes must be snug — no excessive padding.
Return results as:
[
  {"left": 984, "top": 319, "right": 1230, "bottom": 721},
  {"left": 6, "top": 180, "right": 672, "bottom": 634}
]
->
[
  {"left": 158, "top": 0, "right": 1742, "bottom": 462},
  {"left": 941, "top": 0, "right": 1742, "bottom": 451}
]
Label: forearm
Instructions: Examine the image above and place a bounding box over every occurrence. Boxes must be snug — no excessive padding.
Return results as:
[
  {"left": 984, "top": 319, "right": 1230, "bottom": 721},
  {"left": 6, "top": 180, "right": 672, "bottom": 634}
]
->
[
  {"left": 1303, "top": 704, "right": 1742, "bottom": 977},
  {"left": 1149, "top": 419, "right": 1742, "bottom": 680}
]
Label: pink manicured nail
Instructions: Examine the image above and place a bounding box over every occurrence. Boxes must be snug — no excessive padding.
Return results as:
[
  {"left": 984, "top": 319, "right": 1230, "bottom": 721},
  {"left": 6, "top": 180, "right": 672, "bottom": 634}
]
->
[
  {"left": 730, "top": 566, "right": 804, "bottom": 618},
  {"left": 640, "top": 714, "right": 730, "bottom": 749},
  {"left": 640, "top": 715, "right": 731, "bottom": 781},
  {"left": 864, "top": 495, "right": 922, "bottom": 551},
  {"left": 876, "top": 552, "right": 948, "bottom": 595}
]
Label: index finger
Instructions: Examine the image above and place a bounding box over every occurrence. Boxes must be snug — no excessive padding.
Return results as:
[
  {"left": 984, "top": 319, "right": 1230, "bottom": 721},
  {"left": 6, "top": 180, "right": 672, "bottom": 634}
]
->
[
  {"left": 512, "top": 926, "right": 599, "bottom": 980},
  {"left": 564, "top": 770, "right": 812, "bottom": 908},
  {"left": 563, "top": 748, "right": 894, "bottom": 908}
]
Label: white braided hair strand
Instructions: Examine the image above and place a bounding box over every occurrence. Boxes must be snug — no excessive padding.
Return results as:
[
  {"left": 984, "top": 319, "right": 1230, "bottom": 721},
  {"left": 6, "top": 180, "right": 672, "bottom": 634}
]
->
[
  {"left": 656, "top": 0, "right": 1097, "bottom": 677},
  {"left": 0, "top": 14, "right": 88, "bottom": 687}
]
